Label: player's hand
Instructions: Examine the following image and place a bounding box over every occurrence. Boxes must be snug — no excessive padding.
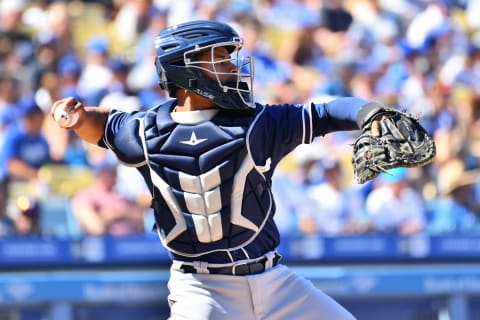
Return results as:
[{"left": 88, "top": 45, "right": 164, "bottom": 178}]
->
[
  {"left": 51, "top": 97, "right": 83, "bottom": 129},
  {"left": 370, "top": 115, "right": 388, "bottom": 137}
]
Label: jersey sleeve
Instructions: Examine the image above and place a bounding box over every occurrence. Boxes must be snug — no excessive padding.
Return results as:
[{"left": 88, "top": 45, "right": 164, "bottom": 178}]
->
[
  {"left": 247, "top": 97, "right": 368, "bottom": 174},
  {"left": 310, "top": 97, "right": 368, "bottom": 137},
  {"left": 100, "top": 109, "right": 147, "bottom": 166},
  {"left": 246, "top": 103, "right": 312, "bottom": 174}
]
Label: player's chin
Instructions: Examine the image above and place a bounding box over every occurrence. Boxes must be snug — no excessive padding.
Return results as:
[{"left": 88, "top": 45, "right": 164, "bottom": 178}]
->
[
  {"left": 221, "top": 76, "right": 244, "bottom": 87},
  {"left": 217, "top": 72, "right": 237, "bottom": 82}
]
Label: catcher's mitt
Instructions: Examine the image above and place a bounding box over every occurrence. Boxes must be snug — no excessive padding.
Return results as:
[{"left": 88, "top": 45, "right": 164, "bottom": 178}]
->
[{"left": 352, "top": 107, "right": 436, "bottom": 184}]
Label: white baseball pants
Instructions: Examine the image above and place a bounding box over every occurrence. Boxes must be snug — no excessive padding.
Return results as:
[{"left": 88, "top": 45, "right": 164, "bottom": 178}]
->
[{"left": 167, "top": 264, "right": 356, "bottom": 320}]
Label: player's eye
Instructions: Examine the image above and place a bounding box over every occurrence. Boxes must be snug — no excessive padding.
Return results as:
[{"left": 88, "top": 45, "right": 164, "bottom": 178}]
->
[
  {"left": 213, "top": 57, "right": 231, "bottom": 66},
  {"left": 218, "top": 60, "right": 230, "bottom": 66}
]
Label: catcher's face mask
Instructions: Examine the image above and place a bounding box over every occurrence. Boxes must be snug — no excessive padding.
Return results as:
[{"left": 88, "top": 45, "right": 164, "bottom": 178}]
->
[
  {"left": 184, "top": 43, "right": 254, "bottom": 108},
  {"left": 155, "top": 20, "right": 255, "bottom": 111}
]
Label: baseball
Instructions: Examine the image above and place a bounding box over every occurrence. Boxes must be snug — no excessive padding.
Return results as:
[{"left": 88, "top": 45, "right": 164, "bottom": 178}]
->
[{"left": 54, "top": 104, "right": 79, "bottom": 128}]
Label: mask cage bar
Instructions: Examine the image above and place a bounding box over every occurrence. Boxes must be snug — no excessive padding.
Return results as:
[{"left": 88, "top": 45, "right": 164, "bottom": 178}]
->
[{"left": 184, "top": 40, "right": 255, "bottom": 108}]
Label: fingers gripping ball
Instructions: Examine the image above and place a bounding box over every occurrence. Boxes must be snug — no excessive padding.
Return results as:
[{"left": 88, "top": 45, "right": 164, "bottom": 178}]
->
[
  {"left": 54, "top": 101, "right": 79, "bottom": 128},
  {"left": 352, "top": 108, "right": 436, "bottom": 184}
]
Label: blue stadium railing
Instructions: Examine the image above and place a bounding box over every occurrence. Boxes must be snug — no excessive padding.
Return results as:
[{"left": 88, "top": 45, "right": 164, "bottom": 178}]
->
[
  {"left": 1, "top": 234, "right": 480, "bottom": 320},
  {"left": 1, "top": 233, "right": 480, "bottom": 268}
]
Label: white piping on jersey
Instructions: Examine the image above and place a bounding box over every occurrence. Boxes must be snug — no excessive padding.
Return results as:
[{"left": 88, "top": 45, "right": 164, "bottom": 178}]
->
[
  {"left": 301, "top": 105, "right": 306, "bottom": 144},
  {"left": 255, "top": 157, "right": 271, "bottom": 173},
  {"left": 102, "top": 111, "right": 147, "bottom": 167},
  {"left": 307, "top": 103, "right": 313, "bottom": 143},
  {"left": 245, "top": 105, "right": 270, "bottom": 176},
  {"left": 226, "top": 251, "right": 233, "bottom": 261},
  {"left": 117, "top": 158, "right": 147, "bottom": 168},
  {"left": 102, "top": 110, "right": 119, "bottom": 155},
  {"left": 241, "top": 247, "right": 250, "bottom": 259},
  {"left": 140, "top": 114, "right": 273, "bottom": 258}
]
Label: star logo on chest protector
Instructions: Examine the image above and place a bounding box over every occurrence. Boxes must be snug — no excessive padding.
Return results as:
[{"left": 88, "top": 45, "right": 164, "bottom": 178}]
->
[{"left": 180, "top": 132, "right": 208, "bottom": 146}]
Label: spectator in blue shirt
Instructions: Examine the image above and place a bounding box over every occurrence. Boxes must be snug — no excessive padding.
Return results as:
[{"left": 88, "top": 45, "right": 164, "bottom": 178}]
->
[
  {"left": 1, "top": 97, "right": 51, "bottom": 182},
  {"left": 427, "top": 158, "right": 480, "bottom": 233}
]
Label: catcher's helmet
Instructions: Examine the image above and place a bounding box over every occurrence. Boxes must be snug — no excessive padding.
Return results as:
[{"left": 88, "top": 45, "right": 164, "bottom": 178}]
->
[{"left": 154, "top": 20, "right": 254, "bottom": 110}]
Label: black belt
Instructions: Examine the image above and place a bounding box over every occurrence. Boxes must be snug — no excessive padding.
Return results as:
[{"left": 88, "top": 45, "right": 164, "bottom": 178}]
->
[{"left": 179, "top": 253, "right": 281, "bottom": 276}]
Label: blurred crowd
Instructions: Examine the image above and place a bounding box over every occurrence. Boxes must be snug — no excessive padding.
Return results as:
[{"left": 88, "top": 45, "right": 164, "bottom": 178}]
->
[{"left": 0, "top": 0, "right": 480, "bottom": 239}]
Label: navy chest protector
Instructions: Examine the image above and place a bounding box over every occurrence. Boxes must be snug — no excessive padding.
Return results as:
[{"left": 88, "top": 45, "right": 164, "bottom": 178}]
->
[{"left": 139, "top": 105, "right": 275, "bottom": 258}]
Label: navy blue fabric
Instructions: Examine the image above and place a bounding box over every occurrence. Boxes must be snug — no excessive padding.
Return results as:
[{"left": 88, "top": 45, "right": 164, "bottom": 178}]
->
[{"left": 100, "top": 97, "right": 367, "bottom": 262}]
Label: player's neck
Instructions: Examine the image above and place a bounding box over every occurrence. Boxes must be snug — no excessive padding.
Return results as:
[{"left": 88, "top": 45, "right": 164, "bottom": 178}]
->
[{"left": 175, "top": 89, "right": 216, "bottom": 112}]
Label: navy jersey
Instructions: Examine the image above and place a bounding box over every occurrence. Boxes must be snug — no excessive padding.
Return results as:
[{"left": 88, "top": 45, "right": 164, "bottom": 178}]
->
[{"left": 100, "top": 97, "right": 366, "bottom": 263}]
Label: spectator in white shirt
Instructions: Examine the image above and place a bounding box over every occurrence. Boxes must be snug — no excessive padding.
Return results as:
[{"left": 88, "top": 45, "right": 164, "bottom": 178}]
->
[
  {"left": 300, "top": 158, "right": 368, "bottom": 235},
  {"left": 365, "top": 168, "right": 426, "bottom": 235}
]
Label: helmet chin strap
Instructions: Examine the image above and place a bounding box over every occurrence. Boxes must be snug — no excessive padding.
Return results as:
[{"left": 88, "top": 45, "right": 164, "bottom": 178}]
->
[
  {"left": 164, "top": 64, "right": 254, "bottom": 111},
  {"left": 190, "top": 78, "right": 253, "bottom": 110}
]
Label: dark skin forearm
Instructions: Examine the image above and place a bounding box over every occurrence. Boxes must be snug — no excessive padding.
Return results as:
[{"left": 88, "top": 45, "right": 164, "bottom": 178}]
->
[
  {"left": 72, "top": 106, "right": 110, "bottom": 145},
  {"left": 51, "top": 97, "right": 110, "bottom": 145}
]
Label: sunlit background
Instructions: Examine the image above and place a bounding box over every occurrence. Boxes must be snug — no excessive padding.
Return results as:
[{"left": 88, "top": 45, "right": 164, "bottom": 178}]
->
[{"left": 1, "top": 0, "right": 480, "bottom": 319}]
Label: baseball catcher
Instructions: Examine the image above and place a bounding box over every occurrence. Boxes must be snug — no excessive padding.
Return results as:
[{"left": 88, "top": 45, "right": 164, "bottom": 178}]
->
[
  {"left": 352, "top": 103, "right": 436, "bottom": 184},
  {"left": 51, "top": 20, "right": 421, "bottom": 320}
]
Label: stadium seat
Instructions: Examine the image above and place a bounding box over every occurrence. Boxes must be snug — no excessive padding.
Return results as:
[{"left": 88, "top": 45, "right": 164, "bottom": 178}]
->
[
  {"left": 38, "top": 164, "right": 95, "bottom": 198},
  {"left": 40, "top": 195, "right": 85, "bottom": 239},
  {"left": 40, "top": 195, "right": 71, "bottom": 238}
]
